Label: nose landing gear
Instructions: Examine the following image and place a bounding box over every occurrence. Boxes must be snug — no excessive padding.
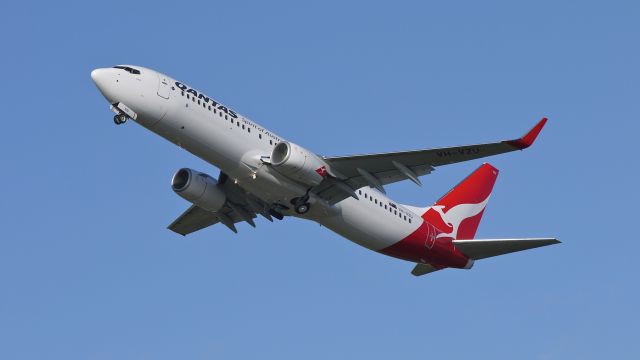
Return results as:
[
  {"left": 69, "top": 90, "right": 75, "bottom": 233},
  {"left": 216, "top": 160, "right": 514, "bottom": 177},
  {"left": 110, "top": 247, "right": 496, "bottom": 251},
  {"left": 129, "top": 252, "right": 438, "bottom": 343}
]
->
[
  {"left": 113, "top": 113, "right": 128, "bottom": 125},
  {"left": 110, "top": 102, "right": 137, "bottom": 125}
]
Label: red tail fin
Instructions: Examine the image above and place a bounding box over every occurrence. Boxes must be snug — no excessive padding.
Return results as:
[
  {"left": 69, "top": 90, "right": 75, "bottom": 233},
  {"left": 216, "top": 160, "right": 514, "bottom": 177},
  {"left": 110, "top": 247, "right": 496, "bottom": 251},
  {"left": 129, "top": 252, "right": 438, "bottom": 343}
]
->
[{"left": 422, "top": 163, "right": 499, "bottom": 240}]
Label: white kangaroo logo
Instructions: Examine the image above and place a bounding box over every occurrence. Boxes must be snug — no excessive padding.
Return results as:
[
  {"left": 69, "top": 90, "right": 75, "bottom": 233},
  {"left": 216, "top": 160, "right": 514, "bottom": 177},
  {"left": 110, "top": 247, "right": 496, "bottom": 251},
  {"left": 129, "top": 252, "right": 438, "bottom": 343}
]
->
[{"left": 429, "top": 195, "right": 490, "bottom": 239}]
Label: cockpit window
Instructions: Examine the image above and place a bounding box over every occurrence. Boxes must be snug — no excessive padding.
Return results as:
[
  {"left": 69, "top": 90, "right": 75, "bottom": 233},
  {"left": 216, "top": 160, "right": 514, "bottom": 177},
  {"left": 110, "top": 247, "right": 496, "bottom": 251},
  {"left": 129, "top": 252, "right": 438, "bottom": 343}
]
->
[{"left": 113, "top": 66, "right": 141, "bottom": 75}]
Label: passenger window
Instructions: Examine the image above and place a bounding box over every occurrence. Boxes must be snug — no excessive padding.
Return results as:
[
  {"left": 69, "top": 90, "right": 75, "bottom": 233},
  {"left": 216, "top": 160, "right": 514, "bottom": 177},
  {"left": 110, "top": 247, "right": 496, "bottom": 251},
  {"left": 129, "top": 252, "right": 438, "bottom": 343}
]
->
[
  {"left": 187, "top": 94, "right": 190, "bottom": 100},
  {"left": 181, "top": 91, "right": 185, "bottom": 96},
  {"left": 259, "top": 134, "right": 262, "bottom": 139},
  {"left": 226, "top": 115, "right": 229, "bottom": 120}
]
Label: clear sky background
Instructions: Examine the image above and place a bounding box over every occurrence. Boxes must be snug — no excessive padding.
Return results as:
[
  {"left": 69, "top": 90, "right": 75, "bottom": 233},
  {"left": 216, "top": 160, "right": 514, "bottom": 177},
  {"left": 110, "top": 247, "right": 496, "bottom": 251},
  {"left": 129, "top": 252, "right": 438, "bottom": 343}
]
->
[{"left": 1, "top": 1, "right": 638, "bottom": 359}]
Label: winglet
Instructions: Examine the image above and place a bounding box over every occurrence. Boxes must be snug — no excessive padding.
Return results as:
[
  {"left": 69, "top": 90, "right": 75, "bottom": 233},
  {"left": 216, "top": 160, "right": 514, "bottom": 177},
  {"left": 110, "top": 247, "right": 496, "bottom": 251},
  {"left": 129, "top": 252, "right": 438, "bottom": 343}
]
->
[{"left": 505, "top": 117, "right": 548, "bottom": 150}]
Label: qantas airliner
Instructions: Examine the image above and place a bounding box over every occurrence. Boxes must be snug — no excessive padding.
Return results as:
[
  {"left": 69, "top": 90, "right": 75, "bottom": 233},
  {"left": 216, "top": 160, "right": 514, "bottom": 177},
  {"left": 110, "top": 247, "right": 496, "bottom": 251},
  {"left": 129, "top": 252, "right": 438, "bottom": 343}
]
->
[{"left": 91, "top": 65, "right": 559, "bottom": 276}]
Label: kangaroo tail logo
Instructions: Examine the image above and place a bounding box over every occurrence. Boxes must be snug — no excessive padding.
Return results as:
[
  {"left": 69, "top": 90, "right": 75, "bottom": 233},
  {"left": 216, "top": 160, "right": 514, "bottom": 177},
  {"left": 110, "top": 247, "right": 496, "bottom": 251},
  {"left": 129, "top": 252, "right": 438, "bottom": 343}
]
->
[
  {"left": 428, "top": 196, "right": 490, "bottom": 239},
  {"left": 422, "top": 163, "right": 499, "bottom": 240}
]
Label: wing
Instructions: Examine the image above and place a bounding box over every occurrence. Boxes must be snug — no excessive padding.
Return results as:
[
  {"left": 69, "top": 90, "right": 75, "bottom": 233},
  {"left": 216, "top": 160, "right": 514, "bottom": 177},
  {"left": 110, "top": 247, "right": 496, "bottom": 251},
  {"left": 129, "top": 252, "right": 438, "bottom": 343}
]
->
[
  {"left": 314, "top": 118, "right": 547, "bottom": 205},
  {"left": 167, "top": 203, "right": 256, "bottom": 235},
  {"left": 168, "top": 172, "right": 271, "bottom": 236}
]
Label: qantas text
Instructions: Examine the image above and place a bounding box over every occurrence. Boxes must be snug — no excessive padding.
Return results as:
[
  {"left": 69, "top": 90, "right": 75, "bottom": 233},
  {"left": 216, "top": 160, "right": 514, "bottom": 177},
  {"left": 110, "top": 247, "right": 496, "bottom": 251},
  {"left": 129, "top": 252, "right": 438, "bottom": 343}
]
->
[{"left": 175, "top": 82, "right": 238, "bottom": 119}]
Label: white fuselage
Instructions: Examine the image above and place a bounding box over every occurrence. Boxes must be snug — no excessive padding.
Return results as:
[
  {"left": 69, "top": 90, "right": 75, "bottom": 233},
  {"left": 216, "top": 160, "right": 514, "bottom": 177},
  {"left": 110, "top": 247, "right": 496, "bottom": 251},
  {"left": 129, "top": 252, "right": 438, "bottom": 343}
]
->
[{"left": 92, "top": 66, "right": 422, "bottom": 254}]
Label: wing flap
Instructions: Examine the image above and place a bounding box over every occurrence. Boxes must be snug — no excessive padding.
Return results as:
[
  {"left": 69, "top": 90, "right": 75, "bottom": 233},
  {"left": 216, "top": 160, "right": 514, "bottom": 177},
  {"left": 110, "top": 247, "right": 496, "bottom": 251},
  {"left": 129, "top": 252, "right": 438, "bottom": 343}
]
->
[{"left": 453, "top": 238, "right": 560, "bottom": 260}]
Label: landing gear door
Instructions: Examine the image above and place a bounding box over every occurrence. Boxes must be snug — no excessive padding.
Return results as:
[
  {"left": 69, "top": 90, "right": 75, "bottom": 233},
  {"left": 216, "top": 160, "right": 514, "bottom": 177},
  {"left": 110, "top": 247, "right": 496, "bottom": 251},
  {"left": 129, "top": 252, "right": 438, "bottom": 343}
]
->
[{"left": 157, "top": 74, "right": 170, "bottom": 99}]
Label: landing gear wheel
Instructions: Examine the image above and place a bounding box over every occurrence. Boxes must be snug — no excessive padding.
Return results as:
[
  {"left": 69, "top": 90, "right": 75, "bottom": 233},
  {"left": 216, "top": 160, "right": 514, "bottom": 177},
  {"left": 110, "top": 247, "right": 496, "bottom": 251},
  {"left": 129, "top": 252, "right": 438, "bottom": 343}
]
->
[
  {"left": 113, "top": 113, "right": 128, "bottom": 125},
  {"left": 295, "top": 203, "right": 310, "bottom": 215}
]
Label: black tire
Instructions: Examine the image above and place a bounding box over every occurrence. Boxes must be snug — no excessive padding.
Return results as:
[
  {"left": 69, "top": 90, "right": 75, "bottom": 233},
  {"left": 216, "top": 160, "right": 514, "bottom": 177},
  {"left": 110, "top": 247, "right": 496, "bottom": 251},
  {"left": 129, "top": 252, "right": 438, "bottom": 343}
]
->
[
  {"left": 114, "top": 114, "right": 127, "bottom": 125},
  {"left": 295, "top": 203, "right": 310, "bottom": 215}
]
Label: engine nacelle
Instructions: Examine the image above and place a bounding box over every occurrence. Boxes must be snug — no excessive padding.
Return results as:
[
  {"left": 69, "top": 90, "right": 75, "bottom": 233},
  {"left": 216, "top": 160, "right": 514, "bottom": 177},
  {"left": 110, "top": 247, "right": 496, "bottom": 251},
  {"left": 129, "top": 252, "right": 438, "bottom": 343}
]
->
[
  {"left": 171, "top": 168, "right": 226, "bottom": 211},
  {"left": 271, "top": 141, "right": 329, "bottom": 186}
]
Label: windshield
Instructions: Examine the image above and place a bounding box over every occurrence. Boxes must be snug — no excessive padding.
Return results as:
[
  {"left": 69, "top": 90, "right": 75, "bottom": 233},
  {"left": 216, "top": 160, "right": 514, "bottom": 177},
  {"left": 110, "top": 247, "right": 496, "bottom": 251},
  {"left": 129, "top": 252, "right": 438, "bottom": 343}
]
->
[{"left": 113, "top": 66, "right": 140, "bottom": 75}]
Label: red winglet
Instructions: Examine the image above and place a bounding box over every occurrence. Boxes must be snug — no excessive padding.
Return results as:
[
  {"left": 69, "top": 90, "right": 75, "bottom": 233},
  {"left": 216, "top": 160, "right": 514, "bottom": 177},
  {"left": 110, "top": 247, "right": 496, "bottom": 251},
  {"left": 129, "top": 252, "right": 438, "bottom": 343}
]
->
[{"left": 505, "top": 117, "right": 547, "bottom": 150}]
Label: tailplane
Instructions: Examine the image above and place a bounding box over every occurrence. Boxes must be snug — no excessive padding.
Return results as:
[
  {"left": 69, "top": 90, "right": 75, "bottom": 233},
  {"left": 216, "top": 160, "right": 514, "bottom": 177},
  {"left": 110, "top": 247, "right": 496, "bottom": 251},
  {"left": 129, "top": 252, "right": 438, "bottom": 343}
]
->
[
  {"left": 410, "top": 238, "right": 560, "bottom": 276},
  {"left": 453, "top": 238, "right": 560, "bottom": 260}
]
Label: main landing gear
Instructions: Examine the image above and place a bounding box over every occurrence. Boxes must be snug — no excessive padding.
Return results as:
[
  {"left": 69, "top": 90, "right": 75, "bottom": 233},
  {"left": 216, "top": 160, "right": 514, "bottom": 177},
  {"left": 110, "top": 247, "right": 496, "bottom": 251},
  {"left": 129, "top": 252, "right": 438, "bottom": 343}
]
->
[
  {"left": 294, "top": 202, "right": 310, "bottom": 215},
  {"left": 113, "top": 113, "right": 128, "bottom": 125},
  {"left": 291, "top": 189, "right": 312, "bottom": 215}
]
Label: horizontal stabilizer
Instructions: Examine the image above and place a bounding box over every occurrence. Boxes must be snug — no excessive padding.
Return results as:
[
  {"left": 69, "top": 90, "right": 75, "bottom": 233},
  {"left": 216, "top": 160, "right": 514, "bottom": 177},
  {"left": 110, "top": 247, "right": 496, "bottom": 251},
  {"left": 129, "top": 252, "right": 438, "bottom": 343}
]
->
[
  {"left": 411, "top": 263, "right": 440, "bottom": 276},
  {"left": 453, "top": 238, "right": 560, "bottom": 260}
]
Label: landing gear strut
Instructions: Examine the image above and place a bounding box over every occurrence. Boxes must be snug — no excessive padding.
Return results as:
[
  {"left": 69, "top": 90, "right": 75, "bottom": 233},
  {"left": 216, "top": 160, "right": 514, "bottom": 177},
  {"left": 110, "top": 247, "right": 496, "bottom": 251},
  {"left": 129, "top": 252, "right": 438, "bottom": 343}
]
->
[{"left": 113, "top": 113, "right": 128, "bottom": 125}]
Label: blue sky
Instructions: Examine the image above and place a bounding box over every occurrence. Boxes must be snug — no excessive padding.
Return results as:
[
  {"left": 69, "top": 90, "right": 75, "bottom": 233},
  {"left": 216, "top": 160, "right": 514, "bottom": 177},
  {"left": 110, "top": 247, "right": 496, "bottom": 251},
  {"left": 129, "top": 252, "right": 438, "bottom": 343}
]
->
[{"left": 1, "top": 1, "right": 638, "bottom": 359}]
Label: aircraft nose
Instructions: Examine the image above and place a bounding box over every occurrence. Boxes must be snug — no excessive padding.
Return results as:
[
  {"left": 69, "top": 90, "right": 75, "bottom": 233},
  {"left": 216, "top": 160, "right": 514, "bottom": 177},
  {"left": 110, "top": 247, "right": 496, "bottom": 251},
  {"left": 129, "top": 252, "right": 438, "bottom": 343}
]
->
[
  {"left": 91, "top": 68, "right": 108, "bottom": 88},
  {"left": 91, "top": 68, "right": 117, "bottom": 102}
]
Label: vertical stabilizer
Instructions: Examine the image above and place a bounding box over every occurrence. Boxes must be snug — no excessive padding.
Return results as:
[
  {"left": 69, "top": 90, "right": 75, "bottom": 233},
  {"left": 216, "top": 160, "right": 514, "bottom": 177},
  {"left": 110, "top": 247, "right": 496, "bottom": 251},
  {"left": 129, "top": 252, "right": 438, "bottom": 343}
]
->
[{"left": 422, "top": 163, "right": 499, "bottom": 240}]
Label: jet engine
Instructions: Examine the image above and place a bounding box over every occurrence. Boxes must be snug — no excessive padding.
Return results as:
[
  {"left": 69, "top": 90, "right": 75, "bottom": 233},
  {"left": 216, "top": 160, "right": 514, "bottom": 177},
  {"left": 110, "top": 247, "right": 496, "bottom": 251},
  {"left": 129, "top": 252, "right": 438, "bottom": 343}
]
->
[
  {"left": 171, "top": 168, "right": 226, "bottom": 211},
  {"left": 270, "top": 141, "right": 329, "bottom": 186}
]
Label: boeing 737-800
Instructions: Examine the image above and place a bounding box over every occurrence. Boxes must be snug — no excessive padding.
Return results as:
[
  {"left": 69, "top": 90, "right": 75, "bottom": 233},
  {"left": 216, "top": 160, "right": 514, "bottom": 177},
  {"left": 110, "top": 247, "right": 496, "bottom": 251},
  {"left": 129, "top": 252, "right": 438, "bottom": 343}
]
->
[{"left": 91, "top": 65, "right": 558, "bottom": 276}]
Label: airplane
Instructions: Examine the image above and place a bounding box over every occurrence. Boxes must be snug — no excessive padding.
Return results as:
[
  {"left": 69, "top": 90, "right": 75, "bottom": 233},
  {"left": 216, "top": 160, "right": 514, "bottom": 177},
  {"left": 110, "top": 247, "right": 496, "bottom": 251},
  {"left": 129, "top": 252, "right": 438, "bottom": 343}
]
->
[{"left": 91, "top": 65, "right": 559, "bottom": 276}]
